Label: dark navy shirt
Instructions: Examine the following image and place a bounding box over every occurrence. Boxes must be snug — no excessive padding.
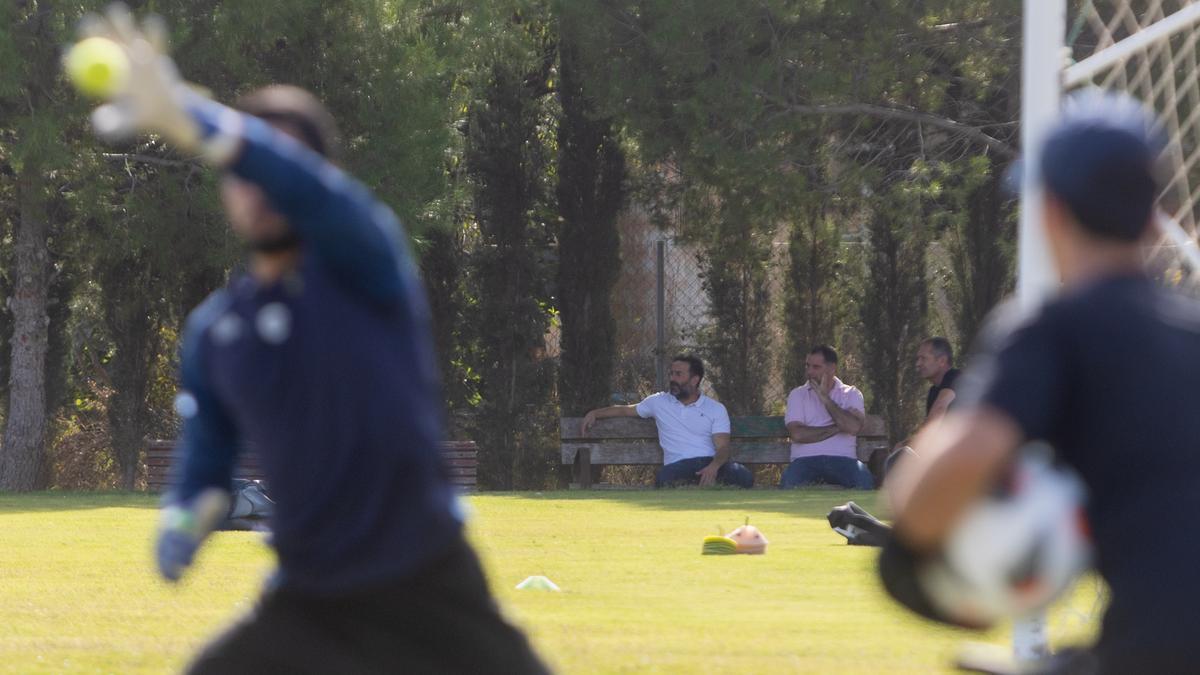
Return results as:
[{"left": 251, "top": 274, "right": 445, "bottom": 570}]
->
[
  {"left": 958, "top": 275, "right": 1200, "bottom": 661},
  {"left": 173, "top": 111, "right": 460, "bottom": 593}
]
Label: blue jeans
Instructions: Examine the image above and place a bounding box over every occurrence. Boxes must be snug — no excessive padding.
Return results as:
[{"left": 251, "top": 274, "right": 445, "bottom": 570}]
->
[
  {"left": 780, "top": 455, "right": 874, "bottom": 489},
  {"left": 655, "top": 457, "right": 754, "bottom": 488}
]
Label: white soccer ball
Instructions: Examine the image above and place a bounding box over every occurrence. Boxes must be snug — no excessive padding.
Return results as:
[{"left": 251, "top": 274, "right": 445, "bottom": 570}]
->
[{"left": 920, "top": 447, "right": 1092, "bottom": 628}]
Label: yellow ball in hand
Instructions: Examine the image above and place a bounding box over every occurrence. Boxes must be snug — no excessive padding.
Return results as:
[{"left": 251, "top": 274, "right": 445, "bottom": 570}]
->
[{"left": 64, "top": 37, "right": 130, "bottom": 99}]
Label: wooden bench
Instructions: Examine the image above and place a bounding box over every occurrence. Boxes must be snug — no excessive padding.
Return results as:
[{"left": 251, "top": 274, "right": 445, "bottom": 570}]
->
[
  {"left": 440, "top": 440, "right": 480, "bottom": 492},
  {"left": 145, "top": 440, "right": 479, "bottom": 492},
  {"left": 560, "top": 415, "right": 889, "bottom": 488},
  {"left": 144, "top": 440, "right": 266, "bottom": 492}
]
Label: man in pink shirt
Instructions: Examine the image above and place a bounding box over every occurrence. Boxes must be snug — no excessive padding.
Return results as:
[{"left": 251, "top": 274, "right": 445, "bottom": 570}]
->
[{"left": 781, "top": 346, "right": 873, "bottom": 489}]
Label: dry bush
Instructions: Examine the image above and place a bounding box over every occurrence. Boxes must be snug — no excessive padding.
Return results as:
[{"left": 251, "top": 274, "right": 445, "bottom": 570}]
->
[{"left": 47, "top": 409, "right": 121, "bottom": 490}]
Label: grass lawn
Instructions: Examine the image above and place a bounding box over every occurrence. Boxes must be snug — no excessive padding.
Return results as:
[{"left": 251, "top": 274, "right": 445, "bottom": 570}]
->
[{"left": 0, "top": 490, "right": 1102, "bottom": 674}]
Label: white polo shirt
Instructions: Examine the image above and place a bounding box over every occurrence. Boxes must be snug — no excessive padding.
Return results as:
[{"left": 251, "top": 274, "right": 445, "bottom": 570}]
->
[{"left": 635, "top": 392, "right": 731, "bottom": 465}]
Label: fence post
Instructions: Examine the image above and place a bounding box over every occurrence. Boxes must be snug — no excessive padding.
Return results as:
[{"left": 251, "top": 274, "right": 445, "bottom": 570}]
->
[{"left": 655, "top": 240, "right": 667, "bottom": 392}]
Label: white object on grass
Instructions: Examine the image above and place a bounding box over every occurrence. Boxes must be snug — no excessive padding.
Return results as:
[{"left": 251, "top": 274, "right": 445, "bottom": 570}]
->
[{"left": 515, "top": 576, "right": 560, "bottom": 592}]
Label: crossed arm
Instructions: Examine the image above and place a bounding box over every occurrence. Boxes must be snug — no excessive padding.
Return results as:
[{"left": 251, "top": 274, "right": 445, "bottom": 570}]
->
[
  {"left": 819, "top": 391, "right": 865, "bottom": 435},
  {"left": 787, "top": 386, "right": 865, "bottom": 444},
  {"left": 786, "top": 421, "right": 839, "bottom": 444}
]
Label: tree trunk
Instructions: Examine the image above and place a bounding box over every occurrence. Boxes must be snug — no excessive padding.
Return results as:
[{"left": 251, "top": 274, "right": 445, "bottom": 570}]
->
[
  {"left": 108, "top": 292, "right": 161, "bottom": 490},
  {"left": 0, "top": 170, "right": 50, "bottom": 491}
]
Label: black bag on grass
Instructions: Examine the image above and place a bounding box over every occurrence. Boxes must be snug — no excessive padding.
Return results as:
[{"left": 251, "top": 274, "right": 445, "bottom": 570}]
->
[
  {"left": 827, "top": 501, "right": 891, "bottom": 547},
  {"left": 218, "top": 479, "right": 275, "bottom": 532}
]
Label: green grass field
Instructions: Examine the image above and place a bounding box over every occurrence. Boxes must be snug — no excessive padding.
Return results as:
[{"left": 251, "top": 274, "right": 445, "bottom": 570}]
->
[{"left": 0, "top": 491, "right": 1102, "bottom": 674}]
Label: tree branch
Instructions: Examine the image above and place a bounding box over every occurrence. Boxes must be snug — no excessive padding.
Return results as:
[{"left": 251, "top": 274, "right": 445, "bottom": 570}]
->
[
  {"left": 100, "top": 153, "right": 201, "bottom": 169},
  {"left": 762, "top": 97, "right": 1016, "bottom": 158}
]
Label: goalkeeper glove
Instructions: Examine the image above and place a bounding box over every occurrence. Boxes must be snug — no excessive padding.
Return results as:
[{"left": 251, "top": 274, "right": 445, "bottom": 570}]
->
[
  {"left": 155, "top": 487, "right": 230, "bottom": 582},
  {"left": 76, "top": 3, "right": 241, "bottom": 164}
]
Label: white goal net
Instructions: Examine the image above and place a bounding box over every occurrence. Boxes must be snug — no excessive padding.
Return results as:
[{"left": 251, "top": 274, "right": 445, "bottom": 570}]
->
[{"left": 1067, "top": 0, "right": 1200, "bottom": 294}]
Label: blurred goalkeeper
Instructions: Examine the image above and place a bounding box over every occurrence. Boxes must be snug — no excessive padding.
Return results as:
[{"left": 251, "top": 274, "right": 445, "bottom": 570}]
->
[
  {"left": 77, "top": 7, "right": 548, "bottom": 674},
  {"left": 884, "top": 91, "right": 1200, "bottom": 673}
]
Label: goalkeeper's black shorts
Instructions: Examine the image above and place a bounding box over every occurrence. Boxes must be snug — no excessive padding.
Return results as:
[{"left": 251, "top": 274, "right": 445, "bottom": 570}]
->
[{"left": 187, "top": 536, "right": 551, "bottom": 675}]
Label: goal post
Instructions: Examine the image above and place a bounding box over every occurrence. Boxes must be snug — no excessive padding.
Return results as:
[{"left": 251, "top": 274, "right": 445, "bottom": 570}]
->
[
  {"left": 1020, "top": 0, "right": 1200, "bottom": 309},
  {"left": 1018, "top": 0, "right": 1067, "bottom": 313}
]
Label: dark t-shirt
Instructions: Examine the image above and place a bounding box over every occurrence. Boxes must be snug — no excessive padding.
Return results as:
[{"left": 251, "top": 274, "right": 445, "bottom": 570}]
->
[
  {"left": 956, "top": 275, "right": 1200, "bottom": 663},
  {"left": 925, "top": 368, "right": 960, "bottom": 416}
]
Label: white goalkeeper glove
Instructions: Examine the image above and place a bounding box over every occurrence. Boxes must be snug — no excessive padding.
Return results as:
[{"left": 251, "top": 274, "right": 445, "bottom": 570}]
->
[{"left": 77, "top": 3, "right": 241, "bottom": 164}]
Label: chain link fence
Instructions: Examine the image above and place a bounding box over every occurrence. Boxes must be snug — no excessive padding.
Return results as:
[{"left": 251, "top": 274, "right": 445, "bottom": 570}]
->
[{"left": 606, "top": 210, "right": 793, "bottom": 414}]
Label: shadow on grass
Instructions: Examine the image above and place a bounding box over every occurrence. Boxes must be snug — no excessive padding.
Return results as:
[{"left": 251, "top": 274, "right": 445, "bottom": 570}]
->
[
  {"left": 0, "top": 491, "right": 159, "bottom": 514},
  {"left": 473, "top": 487, "right": 884, "bottom": 519}
]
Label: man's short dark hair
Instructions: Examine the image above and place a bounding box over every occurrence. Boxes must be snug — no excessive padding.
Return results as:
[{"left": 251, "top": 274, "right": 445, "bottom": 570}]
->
[
  {"left": 921, "top": 337, "right": 954, "bottom": 366},
  {"left": 1040, "top": 91, "right": 1165, "bottom": 242},
  {"left": 671, "top": 354, "right": 704, "bottom": 382},
  {"left": 809, "top": 345, "right": 838, "bottom": 365},
  {"left": 235, "top": 85, "right": 340, "bottom": 159}
]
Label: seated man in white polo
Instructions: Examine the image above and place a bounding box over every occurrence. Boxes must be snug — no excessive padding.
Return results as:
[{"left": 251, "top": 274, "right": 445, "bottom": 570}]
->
[
  {"left": 780, "top": 345, "right": 873, "bottom": 489},
  {"left": 581, "top": 355, "right": 753, "bottom": 488}
]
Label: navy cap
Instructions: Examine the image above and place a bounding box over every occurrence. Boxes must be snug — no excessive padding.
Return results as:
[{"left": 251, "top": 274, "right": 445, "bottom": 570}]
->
[{"left": 1039, "top": 90, "right": 1166, "bottom": 241}]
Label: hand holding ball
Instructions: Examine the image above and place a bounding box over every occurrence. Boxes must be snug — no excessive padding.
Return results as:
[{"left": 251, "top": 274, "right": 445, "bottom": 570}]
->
[{"left": 65, "top": 37, "right": 130, "bottom": 99}]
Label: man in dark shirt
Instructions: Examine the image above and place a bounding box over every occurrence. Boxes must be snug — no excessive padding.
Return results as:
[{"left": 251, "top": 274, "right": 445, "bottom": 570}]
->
[
  {"left": 917, "top": 337, "right": 960, "bottom": 421},
  {"left": 833, "top": 338, "right": 962, "bottom": 541},
  {"left": 884, "top": 92, "right": 1200, "bottom": 672},
  {"left": 75, "top": 9, "right": 548, "bottom": 674},
  {"left": 881, "top": 338, "right": 962, "bottom": 479}
]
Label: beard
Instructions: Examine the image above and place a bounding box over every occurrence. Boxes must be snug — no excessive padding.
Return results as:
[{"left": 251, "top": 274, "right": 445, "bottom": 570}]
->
[
  {"left": 670, "top": 382, "right": 691, "bottom": 400},
  {"left": 248, "top": 230, "right": 302, "bottom": 254}
]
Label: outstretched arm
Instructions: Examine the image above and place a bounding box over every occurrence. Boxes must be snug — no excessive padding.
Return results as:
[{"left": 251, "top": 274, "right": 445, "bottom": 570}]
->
[
  {"left": 581, "top": 405, "right": 640, "bottom": 434},
  {"left": 71, "top": 8, "right": 412, "bottom": 307},
  {"left": 217, "top": 112, "right": 414, "bottom": 306}
]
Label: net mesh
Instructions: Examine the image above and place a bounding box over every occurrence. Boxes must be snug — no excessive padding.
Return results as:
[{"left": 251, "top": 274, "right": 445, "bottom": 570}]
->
[{"left": 1068, "top": 0, "right": 1200, "bottom": 294}]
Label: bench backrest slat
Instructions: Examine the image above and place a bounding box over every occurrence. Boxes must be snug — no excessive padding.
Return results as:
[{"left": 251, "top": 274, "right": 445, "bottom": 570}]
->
[
  {"left": 144, "top": 440, "right": 479, "bottom": 492},
  {"left": 562, "top": 439, "right": 880, "bottom": 465},
  {"left": 561, "top": 415, "right": 886, "bottom": 441},
  {"left": 560, "top": 415, "right": 889, "bottom": 467}
]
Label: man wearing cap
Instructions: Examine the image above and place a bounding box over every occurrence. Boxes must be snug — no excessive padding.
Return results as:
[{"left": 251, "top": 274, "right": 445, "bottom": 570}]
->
[{"left": 883, "top": 92, "right": 1200, "bottom": 672}]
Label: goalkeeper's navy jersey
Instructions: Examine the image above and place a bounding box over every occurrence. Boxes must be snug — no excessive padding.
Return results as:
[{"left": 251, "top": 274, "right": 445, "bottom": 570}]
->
[
  {"left": 173, "top": 113, "right": 461, "bottom": 593},
  {"left": 959, "top": 274, "right": 1200, "bottom": 667}
]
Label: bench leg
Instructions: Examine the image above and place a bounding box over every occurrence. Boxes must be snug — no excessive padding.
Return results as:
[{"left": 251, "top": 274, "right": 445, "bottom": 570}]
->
[{"left": 574, "top": 448, "right": 593, "bottom": 489}]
